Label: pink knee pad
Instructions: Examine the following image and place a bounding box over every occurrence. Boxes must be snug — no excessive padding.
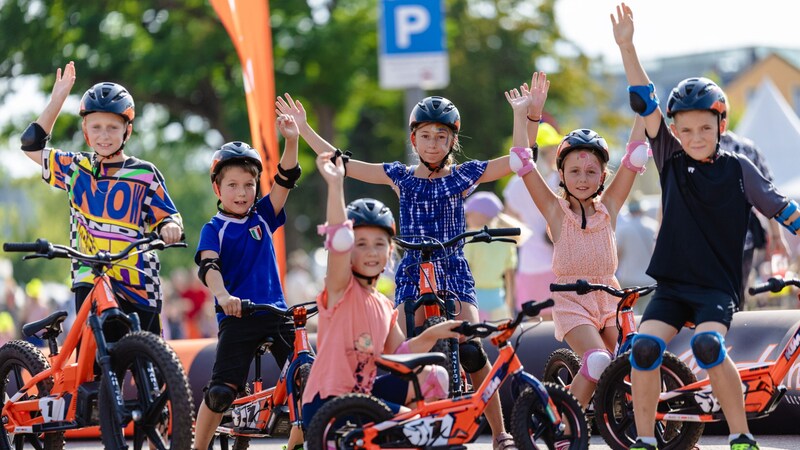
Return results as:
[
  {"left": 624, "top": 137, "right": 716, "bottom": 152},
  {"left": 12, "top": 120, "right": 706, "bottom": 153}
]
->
[
  {"left": 421, "top": 365, "right": 449, "bottom": 400},
  {"left": 579, "top": 348, "right": 612, "bottom": 383}
]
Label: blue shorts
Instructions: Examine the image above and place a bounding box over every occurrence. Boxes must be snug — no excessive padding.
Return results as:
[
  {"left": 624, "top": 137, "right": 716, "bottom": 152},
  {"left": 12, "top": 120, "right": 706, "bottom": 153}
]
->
[
  {"left": 301, "top": 374, "right": 406, "bottom": 430},
  {"left": 641, "top": 282, "right": 736, "bottom": 331}
]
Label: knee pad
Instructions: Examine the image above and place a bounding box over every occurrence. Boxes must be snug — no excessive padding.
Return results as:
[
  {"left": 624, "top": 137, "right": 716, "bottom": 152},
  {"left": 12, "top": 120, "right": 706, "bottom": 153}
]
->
[
  {"left": 579, "top": 349, "right": 613, "bottom": 383},
  {"left": 459, "top": 339, "right": 488, "bottom": 373},
  {"left": 204, "top": 383, "right": 237, "bottom": 413},
  {"left": 629, "top": 334, "right": 666, "bottom": 371},
  {"left": 422, "top": 365, "right": 449, "bottom": 400},
  {"left": 690, "top": 331, "right": 727, "bottom": 369}
]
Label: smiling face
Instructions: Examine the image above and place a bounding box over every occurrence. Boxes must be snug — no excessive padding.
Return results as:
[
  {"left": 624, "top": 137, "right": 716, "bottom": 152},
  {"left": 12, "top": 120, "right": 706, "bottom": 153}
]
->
[
  {"left": 214, "top": 164, "right": 258, "bottom": 216},
  {"left": 82, "top": 112, "right": 131, "bottom": 160},
  {"left": 670, "top": 110, "right": 726, "bottom": 161},
  {"left": 351, "top": 226, "right": 392, "bottom": 279},
  {"left": 559, "top": 150, "right": 605, "bottom": 200},
  {"left": 411, "top": 122, "right": 455, "bottom": 165}
]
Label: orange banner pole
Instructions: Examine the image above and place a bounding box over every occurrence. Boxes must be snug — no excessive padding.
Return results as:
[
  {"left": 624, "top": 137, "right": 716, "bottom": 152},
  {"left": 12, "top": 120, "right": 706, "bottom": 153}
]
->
[{"left": 210, "top": 0, "right": 285, "bottom": 277}]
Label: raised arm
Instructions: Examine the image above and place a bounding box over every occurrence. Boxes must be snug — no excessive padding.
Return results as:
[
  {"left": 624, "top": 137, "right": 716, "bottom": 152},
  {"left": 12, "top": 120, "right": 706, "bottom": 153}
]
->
[
  {"left": 602, "top": 116, "right": 647, "bottom": 221},
  {"left": 269, "top": 114, "right": 300, "bottom": 213},
  {"left": 611, "top": 3, "right": 661, "bottom": 138},
  {"left": 22, "top": 61, "right": 76, "bottom": 167},
  {"left": 276, "top": 94, "right": 392, "bottom": 185},
  {"left": 316, "top": 152, "right": 352, "bottom": 308}
]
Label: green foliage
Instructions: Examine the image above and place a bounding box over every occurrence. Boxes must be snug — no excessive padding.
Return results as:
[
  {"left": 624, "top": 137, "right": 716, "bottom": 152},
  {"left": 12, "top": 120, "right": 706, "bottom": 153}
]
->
[{"left": 0, "top": 0, "right": 619, "bottom": 281}]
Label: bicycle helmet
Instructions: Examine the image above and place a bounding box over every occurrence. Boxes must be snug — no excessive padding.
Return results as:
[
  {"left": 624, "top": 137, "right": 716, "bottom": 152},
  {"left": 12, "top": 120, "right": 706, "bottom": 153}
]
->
[
  {"left": 79, "top": 82, "right": 135, "bottom": 123},
  {"left": 555, "top": 129, "right": 610, "bottom": 170},
  {"left": 346, "top": 198, "right": 396, "bottom": 237},
  {"left": 210, "top": 141, "right": 263, "bottom": 183},
  {"left": 666, "top": 77, "right": 727, "bottom": 119},
  {"left": 409, "top": 96, "right": 461, "bottom": 133}
]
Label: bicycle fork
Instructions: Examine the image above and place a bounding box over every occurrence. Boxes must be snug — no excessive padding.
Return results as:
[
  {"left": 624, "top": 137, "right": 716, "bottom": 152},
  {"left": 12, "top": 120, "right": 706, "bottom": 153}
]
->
[{"left": 89, "top": 314, "right": 128, "bottom": 426}]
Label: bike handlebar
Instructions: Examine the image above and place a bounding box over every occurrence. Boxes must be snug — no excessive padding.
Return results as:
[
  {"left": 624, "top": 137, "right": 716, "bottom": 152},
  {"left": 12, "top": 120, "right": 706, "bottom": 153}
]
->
[
  {"left": 393, "top": 226, "right": 520, "bottom": 252},
  {"left": 452, "top": 298, "right": 554, "bottom": 339},
  {"left": 749, "top": 277, "right": 800, "bottom": 295},
  {"left": 550, "top": 279, "right": 656, "bottom": 298},
  {"left": 3, "top": 234, "right": 186, "bottom": 265},
  {"left": 215, "top": 300, "right": 319, "bottom": 318}
]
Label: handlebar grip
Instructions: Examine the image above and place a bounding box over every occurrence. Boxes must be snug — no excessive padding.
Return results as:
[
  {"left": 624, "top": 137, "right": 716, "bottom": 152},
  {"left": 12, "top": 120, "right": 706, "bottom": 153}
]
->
[
  {"left": 748, "top": 277, "right": 786, "bottom": 295},
  {"left": 214, "top": 300, "right": 255, "bottom": 315},
  {"left": 521, "top": 298, "right": 555, "bottom": 318},
  {"left": 3, "top": 239, "right": 49, "bottom": 254},
  {"left": 487, "top": 227, "right": 521, "bottom": 237},
  {"left": 549, "top": 282, "right": 581, "bottom": 292}
]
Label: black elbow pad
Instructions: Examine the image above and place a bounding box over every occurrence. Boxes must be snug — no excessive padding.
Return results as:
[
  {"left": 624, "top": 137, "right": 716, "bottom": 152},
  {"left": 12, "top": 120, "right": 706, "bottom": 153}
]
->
[{"left": 21, "top": 122, "right": 51, "bottom": 152}]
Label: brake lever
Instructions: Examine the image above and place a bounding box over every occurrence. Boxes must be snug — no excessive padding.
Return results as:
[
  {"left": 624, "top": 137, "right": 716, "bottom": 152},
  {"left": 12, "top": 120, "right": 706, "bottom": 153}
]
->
[{"left": 492, "top": 237, "right": 517, "bottom": 244}]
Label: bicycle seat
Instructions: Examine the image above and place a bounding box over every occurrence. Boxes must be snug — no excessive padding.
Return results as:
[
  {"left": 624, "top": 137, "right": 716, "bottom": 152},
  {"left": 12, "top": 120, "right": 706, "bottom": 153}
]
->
[
  {"left": 256, "top": 337, "right": 274, "bottom": 356},
  {"left": 377, "top": 353, "right": 446, "bottom": 376},
  {"left": 22, "top": 310, "right": 68, "bottom": 338}
]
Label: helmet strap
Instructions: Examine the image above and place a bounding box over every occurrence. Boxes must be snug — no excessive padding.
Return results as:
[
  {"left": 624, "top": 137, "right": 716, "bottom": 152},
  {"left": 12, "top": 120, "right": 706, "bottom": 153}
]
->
[
  {"left": 352, "top": 270, "right": 379, "bottom": 285},
  {"left": 559, "top": 181, "right": 603, "bottom": 230},
  {"left": 420, "top": 150, "right": 452, "bottom": 176},
  {"left": 216, "top": 199, "right": 252, "bottom": 219}
]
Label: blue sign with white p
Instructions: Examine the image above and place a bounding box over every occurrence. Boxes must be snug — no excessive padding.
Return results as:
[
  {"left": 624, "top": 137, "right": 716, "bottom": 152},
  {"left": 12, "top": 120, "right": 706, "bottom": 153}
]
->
[{"left": 381, "top": 0, "right": 445, "bottom": 55}]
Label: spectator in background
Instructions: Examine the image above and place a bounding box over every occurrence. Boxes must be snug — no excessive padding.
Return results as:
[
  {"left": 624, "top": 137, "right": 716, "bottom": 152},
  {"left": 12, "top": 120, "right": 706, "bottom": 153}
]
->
[
  {"left": 20, "top": 279, "right": 51, "bottom": 347},
  {"left": 464, "top": 191, "right": 527, "bottom": 321},
  {"left": 172, "top": 267, "right": 210, "bottom": 339},
  {"left": 503, "top": 121, "right": 562, "bottom": 318},
  {"left": 720, "top": 129, "right": 789, "bottom": 310},
  {"left": 615, "top": 192, "right": 659, "bottom": 314},
  {"left": 284, "top": 249, "right": 323, "bottom": 332}
]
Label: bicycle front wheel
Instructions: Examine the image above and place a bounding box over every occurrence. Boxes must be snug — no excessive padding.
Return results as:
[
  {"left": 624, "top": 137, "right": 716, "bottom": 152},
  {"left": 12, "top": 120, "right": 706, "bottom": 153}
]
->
[
  {"left": 305, "top": 393, "right": 393, "bottom": 450},
  {"left": 0, "top": 340, "right": 65, "bottom": 450},
  {"left": 511, "top": 382, "right": 590, "bottom": 450},
  {"left": 99, "top": 331, "right": 195, "bottom": 450},
  {"left": 593, "top": 351, "right": 702, "bottom": 450}
]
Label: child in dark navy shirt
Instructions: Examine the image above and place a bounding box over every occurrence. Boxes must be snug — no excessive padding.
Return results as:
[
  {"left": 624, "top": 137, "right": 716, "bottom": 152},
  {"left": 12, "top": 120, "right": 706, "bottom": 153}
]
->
[
  {"left": 193, "top": 114, "right": 304, "bottom": 450},
  {"left": 612, "top": 4, "right": 800, "bottom": 450}
]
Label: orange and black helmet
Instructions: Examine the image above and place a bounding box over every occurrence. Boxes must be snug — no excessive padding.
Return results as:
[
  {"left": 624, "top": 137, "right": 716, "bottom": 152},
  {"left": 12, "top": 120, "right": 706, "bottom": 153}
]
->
[
  {"left": 666, "top": 77, "right": 727, "bottom": 119},
  {"left": 79, "top": 82, "right": 135, "bottom": 123}
]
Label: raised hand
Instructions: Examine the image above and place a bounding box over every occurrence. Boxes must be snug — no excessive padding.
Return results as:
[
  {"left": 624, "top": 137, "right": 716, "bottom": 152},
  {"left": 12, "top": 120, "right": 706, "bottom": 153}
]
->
[
  {"left": 52, "top": 61, "right": 76, "bottom": 102},
  {"left": 525, "top": 71, "right": 549, "bottom": 119},
  {"left": 316, "top": 151, "right": 345, "bottom": 184},
  {"left": 275, "top": 93, "right": 308, "bottom": 126},
  {"left": 276, "top": 113, "right": 299, "bottom": 140},
  {"left": 611, "top": 2, "right": 634, "bottom": 46},
  {"left": 505, "top": 87, "right": 530, "bottom": 113}
]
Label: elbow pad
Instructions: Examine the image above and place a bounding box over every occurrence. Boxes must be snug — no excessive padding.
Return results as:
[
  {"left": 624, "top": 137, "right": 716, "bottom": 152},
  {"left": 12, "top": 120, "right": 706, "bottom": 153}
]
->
[
  {"left": 628, "top": 83, "right": 659, "bottom": 116},
  {"left": 21, "top": 122, "right": 51, "bottom": 152},
  {"left": 776, "top": 200, "right": 800, "bottom": 235}
]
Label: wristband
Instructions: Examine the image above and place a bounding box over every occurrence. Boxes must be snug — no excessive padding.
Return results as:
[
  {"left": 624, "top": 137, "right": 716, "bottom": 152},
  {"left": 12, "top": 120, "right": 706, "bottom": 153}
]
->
[
  {"left": 509, "top": 147, "right": 536, "bottom": 177},
  {"left": 621, "top": 140, "right": 650, "bottom": 175},
  {"left": 526, "top": 115, "right": 542, "bottom": 123}
]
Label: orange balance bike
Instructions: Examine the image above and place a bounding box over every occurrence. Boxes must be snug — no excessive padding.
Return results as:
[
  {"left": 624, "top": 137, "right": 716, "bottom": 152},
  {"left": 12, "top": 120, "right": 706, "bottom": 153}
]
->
[
  {"left": 393, "top": 226, "right": 520, "bottom": 397},
  {"left": 543, "top": 281, "right": 696, "bottom": 435},
  {"left": 208, "top": 300, "right": 317, "bottom": 450},
  {"left": 1, "top": 235, "right": 193, "bottom": 450},
  {"left": 306, "top": 299, "right": 591, "bottom": 450},
  {"left": 591, "top": 277, "right": 800, "bottom": 450}
]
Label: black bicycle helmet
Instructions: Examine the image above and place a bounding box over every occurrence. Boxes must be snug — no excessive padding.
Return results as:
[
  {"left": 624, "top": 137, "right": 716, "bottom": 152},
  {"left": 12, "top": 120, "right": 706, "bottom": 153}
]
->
[
  {"left": 666, "top": 77, "right": 727, "bottom": 119},
  {"left": 210, "top": 141, "right": 263, "bottom": 183},
  {"left": 347, "top": 198, "right": 396, "bottom": 237},
  {"left": 409, "top": 96, "right": 461, "bottom": 133},
  {"left": 79, "top": 82, "right": 135, "bottom": 123},
  {"left": 555, "top": 129, "right": 610, "bottom": 170}
]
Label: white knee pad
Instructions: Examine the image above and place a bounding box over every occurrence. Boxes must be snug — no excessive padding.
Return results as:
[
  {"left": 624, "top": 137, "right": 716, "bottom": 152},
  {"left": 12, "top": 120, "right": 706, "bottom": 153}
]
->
[{"left": 579, "top": 348, "right": 613, "bottom": 383}]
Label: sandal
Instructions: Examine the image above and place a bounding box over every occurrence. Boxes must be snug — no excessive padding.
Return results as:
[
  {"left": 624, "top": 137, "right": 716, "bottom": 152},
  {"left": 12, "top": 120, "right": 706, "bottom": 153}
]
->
[{"left": 493, "top": 432, "right": 519, "bottom": 450}]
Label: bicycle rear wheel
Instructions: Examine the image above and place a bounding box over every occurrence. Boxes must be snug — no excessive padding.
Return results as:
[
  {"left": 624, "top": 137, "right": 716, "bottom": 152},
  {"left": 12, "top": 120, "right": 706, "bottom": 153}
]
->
[
  {"left": 0, "top": 340, "right": 65, "bottom": 450},
  {"left": 99, "top": 331, "right": 194, "bottom": 450},
  {"left": 593, "top": 351, "right": 703, "bottom": 450}
]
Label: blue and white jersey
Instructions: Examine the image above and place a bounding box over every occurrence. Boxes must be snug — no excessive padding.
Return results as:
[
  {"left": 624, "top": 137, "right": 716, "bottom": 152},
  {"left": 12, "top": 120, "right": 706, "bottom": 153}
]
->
[{"left": 196, "top": 195, "right": 287, "bottom": 323}]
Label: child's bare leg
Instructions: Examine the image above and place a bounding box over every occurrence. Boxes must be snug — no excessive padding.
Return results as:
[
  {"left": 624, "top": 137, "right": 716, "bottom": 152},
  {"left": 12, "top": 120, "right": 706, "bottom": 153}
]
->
[{"left": 194, "top": 400, "right": 224, "bottom": 450}]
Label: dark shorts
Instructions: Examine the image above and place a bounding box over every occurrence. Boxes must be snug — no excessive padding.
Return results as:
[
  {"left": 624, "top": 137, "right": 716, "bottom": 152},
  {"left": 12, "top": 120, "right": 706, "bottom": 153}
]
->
[
  {"left": 641, "top": 282, "right": 737, "bottom": 331},
  {"left": 301, "top": 374, "right": 406, "bottom": 430},
  {"left": 211, "top": 312, "right": 295, "bottom": 388},
  {"left": 74, "top": 285, "right": 161, "bottom": 335}
]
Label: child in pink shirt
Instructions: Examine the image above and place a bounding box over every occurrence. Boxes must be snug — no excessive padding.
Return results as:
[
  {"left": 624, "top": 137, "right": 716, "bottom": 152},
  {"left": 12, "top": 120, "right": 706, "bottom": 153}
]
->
[{"left": 302, "top": 152, "right": 460, "bottom": 430}]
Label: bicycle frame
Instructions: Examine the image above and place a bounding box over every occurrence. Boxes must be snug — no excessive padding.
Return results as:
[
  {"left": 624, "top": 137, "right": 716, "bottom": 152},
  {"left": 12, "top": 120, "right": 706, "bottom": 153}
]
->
[
  {"left": 3, "top": 270, "right": 139, "bottom": 433},
  {"left": 356, "top": 302, "right": 566, "bottom": 448},
  {"left": 215, "top": 303, "right": 316, "bottom": 438}
]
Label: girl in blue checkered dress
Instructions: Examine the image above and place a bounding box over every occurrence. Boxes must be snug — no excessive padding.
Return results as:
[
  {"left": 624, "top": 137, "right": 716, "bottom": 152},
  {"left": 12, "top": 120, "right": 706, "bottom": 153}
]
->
[{"left": 277, "top": 78, "right": 548, "bottom": 449}]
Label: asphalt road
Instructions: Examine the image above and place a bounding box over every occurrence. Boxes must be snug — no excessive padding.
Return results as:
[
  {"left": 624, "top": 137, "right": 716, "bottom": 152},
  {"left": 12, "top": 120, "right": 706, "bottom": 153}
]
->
[{"left": 61, "top": 434, "right": 799, "bottom": 449}]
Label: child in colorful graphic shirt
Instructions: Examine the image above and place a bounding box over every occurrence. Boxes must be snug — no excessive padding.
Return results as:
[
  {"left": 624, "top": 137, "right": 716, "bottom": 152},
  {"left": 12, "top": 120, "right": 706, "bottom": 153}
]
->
[{"left": 20, "top": 61, "right": 182, "bottom": 333}]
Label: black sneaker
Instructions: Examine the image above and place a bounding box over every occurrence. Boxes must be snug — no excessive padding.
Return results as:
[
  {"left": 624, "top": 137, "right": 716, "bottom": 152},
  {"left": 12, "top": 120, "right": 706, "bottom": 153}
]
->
[
  {"left": 630, "top": 439, "right": 657, "bottom": 450},
  {"left": 730, "top": 434, "right": 760, "bottom": 450}
]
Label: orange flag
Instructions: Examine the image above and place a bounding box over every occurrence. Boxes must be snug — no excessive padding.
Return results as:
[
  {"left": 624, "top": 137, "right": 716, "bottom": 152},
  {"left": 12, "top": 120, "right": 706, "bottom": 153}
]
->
[{"left": 210, "top": 0, "right": 285, "bottom": 277}]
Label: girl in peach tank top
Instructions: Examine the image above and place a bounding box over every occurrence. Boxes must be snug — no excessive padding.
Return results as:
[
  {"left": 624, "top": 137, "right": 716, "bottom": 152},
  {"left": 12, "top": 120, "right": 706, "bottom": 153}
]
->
[{"left": 516, "top": 111, "right": 647, "bottom": 410}]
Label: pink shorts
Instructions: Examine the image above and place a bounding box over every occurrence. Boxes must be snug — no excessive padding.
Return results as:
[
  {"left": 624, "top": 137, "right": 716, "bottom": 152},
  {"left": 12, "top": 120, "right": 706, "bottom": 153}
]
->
[
  {"left": 515, "top": 271, "right": 557, "bottom": 312},
  {"left": 551, "top": 283, "right": 618, "bottom": 342}
]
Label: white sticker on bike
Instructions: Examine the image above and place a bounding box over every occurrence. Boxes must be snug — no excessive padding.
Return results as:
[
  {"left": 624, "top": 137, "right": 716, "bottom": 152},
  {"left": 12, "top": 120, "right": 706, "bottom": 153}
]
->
[
  {"left": 232, "top": 401, "right": 259, "bottom": 428},
  {"left": 38, "top": 396, "right": 66, "bottom": 422},
  {"left": 401, "top": 415, "right": 454, "bottom": 446}
]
